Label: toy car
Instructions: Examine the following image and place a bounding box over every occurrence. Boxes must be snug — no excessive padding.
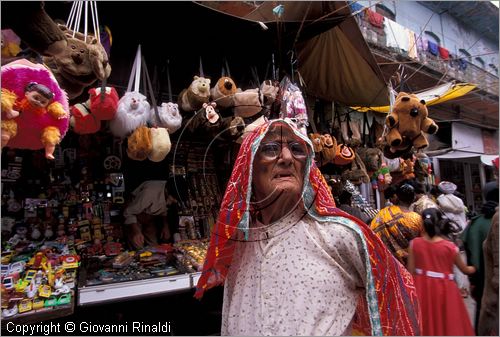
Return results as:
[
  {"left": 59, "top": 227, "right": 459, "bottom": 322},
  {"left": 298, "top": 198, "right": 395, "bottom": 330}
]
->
[
  {"left": 32, "top": 297, "right": 44, "bottom": 310},
  {"left": 8, "top": 261, "right": 26, "bottom": 274},
  {"left": 44, "top": 296, "right": 57, "bottom": 307},
  {"left": 2, "top": 304, "right": 18, "bottom": 318},
  {"left": 18, "top": 298, "right": 32, "bottom": 313},
  {"left": 60, "top": 255, "right": 80, "bottom": 269},
  {"left": 2, "top": 277, "right": 15, "bottom": 290},
  {"left": 1, "top": 252, "right": 13, "bottom": 264},
  {"left": 56, "top": 293, "right": 71, "bottom": 305},
  {"left": 38, "top": 284, "right": 52, "bottom": 298},
  {"left": 24, "top": 269, "right": 37, "bottom": 283}
]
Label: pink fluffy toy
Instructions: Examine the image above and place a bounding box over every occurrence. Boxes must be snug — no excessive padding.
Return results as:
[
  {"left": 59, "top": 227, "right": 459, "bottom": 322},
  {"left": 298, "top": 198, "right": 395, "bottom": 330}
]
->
[{"left": 1, "top": 59, "right": 69, "bottom": 159}]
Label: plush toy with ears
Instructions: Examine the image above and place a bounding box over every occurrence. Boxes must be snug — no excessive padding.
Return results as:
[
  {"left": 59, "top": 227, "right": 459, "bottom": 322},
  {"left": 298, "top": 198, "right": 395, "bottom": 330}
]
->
[
  {"left": 210, "top": 76, "right": 237, "bottom": 109},
  {"left": 70, "top": 86, "right": 119, "bottom": 135},
  {"left": 43, "top": 25, "right": 111, "bottom": 100},
  {"left": 151, "top": 102, "right": 182, "bottom": 134},
  {"left": 320, "top": 133, "right": 337, "bottom": 161},
  {"left": 110, "top": 92, "right": 150, "bottom": 139},
  {"left": 178, "top": 76, "right": 211, "bottom": 113},
  {"left": 308, "top": 133, "right": 323, "bottom": 153},
  {"left": 384, "top": 92, "right": 438, "bottom": 158}
]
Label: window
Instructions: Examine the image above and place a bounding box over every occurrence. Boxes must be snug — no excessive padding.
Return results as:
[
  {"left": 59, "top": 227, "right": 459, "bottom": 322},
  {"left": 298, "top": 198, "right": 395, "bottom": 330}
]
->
[{"left": 375, "top": 3, "right": 395, "bottom": 20}]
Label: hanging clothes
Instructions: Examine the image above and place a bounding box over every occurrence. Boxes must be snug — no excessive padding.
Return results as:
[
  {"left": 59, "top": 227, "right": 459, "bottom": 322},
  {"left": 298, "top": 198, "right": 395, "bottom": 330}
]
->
[
  {"left": 439, "top": 46, "right": 450, "bottom": 60},
  {"left": 406, "top": 29, "right": 418, "bottom": 59},
  {"left": 427, "top": 40, "right": 439, "bottom": 56},
  {"left": 384, "top": 18, "right": 409, "bottom": 52},
  {"left": 349, "top": 1, "right": 365, "bottom": 19},
  {"left": 365, "top": 8, "right": 384, "bottom": 28},
  {"left": 416, "top": 35, "right": 428, "bottom": 53}
]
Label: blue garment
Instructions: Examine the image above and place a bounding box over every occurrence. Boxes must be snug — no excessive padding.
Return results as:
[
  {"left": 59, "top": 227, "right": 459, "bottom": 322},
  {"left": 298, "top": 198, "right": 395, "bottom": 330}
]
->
[
  {"left": 349, "top": 1, "right": 364, "bottom": 18},
  {"left": 427, "top": 40, "right": 439, "bottom": 56}
]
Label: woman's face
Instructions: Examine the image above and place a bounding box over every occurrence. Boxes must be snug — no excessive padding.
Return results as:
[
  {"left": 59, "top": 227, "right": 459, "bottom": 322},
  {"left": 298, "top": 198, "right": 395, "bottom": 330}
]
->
[{"left": 252, "top": 123, "right": 307, "bottom": 210}]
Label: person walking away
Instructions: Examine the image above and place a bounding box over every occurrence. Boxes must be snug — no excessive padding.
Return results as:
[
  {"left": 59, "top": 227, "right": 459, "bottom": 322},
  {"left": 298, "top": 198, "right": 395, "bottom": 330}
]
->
[
  {"left": 436, "top": 180, "right": 470, "bottom": 296},
  {"left": 370, "top": 183, "right": 423, "bottom": 265},
  {"left": 407, "top": 207, "right": 476, "bottom": 336},
  {"left": 462, "top": 181, "right": 499, "bottom": 333},
  {"left": 410, "top": 180, "right": 438, "bottom": 215},
  {"left": 194, "top": 119, "right": 421, "bottom": 336},
  {"left": 337, "top": 189, "right": 372, "bottom": 224}
]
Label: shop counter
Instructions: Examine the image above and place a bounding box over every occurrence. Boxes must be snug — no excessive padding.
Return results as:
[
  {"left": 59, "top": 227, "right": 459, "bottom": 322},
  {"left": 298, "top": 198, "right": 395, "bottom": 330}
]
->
[{"left": 77, "top": 272, "right": 202, "bottom": 306}]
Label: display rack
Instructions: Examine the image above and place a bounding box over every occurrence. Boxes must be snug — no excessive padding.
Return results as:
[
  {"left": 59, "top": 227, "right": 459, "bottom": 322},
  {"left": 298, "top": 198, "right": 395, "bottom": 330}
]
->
[{"left": 78, "top": 272, "right": 201, "bottom": 306}]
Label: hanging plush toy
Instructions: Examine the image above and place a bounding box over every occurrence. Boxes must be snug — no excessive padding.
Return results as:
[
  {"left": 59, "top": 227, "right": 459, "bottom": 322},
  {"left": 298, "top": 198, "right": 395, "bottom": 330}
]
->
[
  {"left": 308, "top": 133, "right": 323, "bottom": 153},
  {"left": 210, "top": 76, "right": 237, "bottom": 110},
  {"left": 384, "top": 92, "right": 439, "bottom": 159},
  {"left": 1, "top": 88, "right": 19, "bottom": 148},
  {"left": 178, "top": 76, "right": 211, "bottom": 113},
  {"left": 126, "top": 126, "right": 152, "bottom": 161},
  {"left": 43, "top": 25, "right": 111, "bottom": 100},
  {"left": 320, "top": 133, "right": 337, "bottom": 161},
  {"left": 148, "top": 127, "right": 171, "bottom": 162},
  {"left": 150, "top": 102, "right": 182, "bottom": 134},
  {"left": 1, "top": 59, "right": 69, "bottom": 159},
  {"left": 109, "top": 92, "right": 150, "bottom": 139},
  {"left": 70, "top": 86, "right": 119, "bottom": 135}
]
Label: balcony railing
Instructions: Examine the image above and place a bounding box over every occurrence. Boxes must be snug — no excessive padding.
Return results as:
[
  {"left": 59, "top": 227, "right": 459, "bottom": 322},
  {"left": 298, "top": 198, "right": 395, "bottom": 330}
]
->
[{"left": 356, "top": 16, "right": 499, "bottom": 96}]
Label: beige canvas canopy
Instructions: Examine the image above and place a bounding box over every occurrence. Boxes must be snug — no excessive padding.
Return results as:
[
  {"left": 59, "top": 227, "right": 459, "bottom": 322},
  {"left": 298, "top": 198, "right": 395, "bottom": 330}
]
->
[{"left": 197, "top": 1, "right": 390, "bottom": 106}]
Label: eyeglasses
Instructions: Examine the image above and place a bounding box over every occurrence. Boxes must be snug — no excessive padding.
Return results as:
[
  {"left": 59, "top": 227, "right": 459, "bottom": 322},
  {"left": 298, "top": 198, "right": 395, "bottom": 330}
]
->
[{"left": 258, "top": 141, "right": 308, "bottom": 160}]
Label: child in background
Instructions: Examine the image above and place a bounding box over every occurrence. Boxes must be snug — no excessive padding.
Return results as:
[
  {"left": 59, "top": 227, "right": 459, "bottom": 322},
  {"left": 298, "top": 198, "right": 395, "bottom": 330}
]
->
[{"left": 407, "top": 208, "right": 475, "bottom": 336}]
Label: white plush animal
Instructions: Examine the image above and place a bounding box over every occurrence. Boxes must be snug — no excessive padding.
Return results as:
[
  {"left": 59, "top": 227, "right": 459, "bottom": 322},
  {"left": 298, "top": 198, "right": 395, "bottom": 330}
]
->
[
  {"left": 110, "top": 91, "right": 151, "bottom": 138},
  {"left": 150, "top": 102, "right": 182, "bottom": 134}
]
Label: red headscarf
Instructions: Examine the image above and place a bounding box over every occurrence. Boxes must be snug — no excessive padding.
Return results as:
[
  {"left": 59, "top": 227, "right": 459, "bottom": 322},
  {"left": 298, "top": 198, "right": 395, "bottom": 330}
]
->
[{"left": 195, "top": 119, "right": 421, "bottom": 335}]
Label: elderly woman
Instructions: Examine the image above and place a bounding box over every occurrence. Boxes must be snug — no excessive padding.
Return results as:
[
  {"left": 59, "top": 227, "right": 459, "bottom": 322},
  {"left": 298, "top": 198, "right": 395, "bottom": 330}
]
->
[{"left": 195, "top": 119, "right": 421, "bottom": 336}]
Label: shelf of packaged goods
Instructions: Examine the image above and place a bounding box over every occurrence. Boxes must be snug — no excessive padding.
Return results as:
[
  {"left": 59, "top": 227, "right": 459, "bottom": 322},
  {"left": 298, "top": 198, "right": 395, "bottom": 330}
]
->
[{"left": 77, "top": 273, "right": 191, "bottom": 306}]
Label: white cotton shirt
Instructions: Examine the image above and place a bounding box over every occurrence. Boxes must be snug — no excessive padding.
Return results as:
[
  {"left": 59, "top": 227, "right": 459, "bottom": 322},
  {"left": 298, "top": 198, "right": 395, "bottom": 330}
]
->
[
  {"left": 123, "top": 180, "right": 167, "bottom": 225},
  {"left": 221, "top": 208, "right": 367, "bottom": 336}
]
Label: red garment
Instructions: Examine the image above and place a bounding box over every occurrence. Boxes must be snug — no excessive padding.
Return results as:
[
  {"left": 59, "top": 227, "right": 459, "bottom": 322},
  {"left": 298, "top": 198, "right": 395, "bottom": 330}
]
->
[
  {"left": 411, "top": 237, "right": 474, "bottom": 336},
  {"left": 439, "top": 46, "right": 450, "bottom": 60},
  {"left": 366, "top": 9, "right": 384, "bottom": 28}
]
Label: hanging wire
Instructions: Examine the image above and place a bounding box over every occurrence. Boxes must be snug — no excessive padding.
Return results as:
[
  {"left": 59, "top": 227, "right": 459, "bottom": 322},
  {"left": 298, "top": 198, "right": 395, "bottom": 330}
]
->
[
  {"left": 94, "top": 1, "right": 101, "bottom": 41},
  {"left": 167, "top": 59, "right": 173, "bottom": 102},
  {"left": 66, "top": 1, "right": 77, "bottom": 29},
  {"left": 84, "top": 0, "right": 88, "bottom": 41}
]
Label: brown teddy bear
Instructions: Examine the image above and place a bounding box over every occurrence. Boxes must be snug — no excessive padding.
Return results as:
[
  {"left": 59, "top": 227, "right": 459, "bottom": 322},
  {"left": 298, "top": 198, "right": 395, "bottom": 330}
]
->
[
  {"left": 308, "top": 133, "right": 323, "bottom": 153},
  {"left": 43, "top": 25, "right": 111, "bottom": 100},
  {"left": 384, "top": 92, "right": 438, "bottom": 158},
  {"left": 178, "top": 76, "right": 211, "bottom": 113},
  {"left": 210, "top": 76, "right": 237, "bottom": 109}
]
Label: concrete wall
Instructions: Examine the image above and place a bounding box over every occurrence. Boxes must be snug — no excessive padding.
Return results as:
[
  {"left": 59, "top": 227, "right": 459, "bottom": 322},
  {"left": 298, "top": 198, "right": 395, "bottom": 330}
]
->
[{"left": 358, "top": 1, "right": 499, "bottom": 73}]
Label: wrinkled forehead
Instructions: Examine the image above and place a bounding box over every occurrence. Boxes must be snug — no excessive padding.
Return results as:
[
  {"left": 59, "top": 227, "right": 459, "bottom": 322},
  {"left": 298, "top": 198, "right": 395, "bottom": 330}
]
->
[{"left": 262, "top": 122, "right": 302, "bottom": 143}]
